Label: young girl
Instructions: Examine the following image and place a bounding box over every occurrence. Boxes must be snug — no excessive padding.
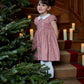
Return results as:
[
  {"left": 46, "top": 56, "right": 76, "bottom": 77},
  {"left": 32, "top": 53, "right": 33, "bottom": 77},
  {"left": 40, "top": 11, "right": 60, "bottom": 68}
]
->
[{"left": 33, "top": 0, "right": 60, "bottom": 78}]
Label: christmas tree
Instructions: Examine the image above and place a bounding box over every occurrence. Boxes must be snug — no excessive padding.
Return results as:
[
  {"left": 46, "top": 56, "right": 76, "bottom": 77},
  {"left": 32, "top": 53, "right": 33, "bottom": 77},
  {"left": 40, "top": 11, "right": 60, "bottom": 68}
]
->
[{"left": 0, "top": 0, "right": 63, "bottom": 84}]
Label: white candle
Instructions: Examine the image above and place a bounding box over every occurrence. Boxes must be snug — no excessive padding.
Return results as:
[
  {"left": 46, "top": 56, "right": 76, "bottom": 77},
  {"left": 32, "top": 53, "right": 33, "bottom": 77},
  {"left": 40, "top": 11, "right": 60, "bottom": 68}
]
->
[
  {"left": 28, "top": 15, "right": 31, "bottom": 19},
  {"left": 81, "top": 43, "right": 84, "bottom": 52},
  {"left": 82, "top": 55, "right": 84, "bottom": 66},
  {"left": 69, "top": 28, "right": 73, "bottom": 40},
  {"left": 72, "top": 23, "right": 75, "bottom": 30},
  {"left": 30, "top": 29, "right": 33, "bottom": 40},
  {"left": 63, "top": 29, "right": 67, "bottom": 40}
]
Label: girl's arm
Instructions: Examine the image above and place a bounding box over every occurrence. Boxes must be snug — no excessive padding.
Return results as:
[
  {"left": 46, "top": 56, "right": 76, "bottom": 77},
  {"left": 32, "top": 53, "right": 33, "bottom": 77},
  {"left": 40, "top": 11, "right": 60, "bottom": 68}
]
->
[{"left": 51, "top": 20, "right": 59, "bottom": 39}]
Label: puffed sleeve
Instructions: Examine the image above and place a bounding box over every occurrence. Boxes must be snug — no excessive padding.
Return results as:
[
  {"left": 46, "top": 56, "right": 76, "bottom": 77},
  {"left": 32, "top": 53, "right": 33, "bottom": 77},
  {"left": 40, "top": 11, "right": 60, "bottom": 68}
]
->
[
  {"left": 34, "top": 17, "right": 37, "bottom": 25},
  {"left": 49, "top": 15, "right": 57, "bottom": 23}
]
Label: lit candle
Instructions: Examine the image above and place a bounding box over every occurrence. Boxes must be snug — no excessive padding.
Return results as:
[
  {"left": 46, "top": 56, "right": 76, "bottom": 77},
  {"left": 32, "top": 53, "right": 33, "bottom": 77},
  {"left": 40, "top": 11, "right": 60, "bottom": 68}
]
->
[
  {"left": 69, "top": 28, "right": 73, "bottom": 40},
  {"left": 63, "top": 29, "right": 67, "bottom": 40},
  {"left": 28, "top": 15, "right": 31, "bottom": 19},
  {"left": 81, "top": 43, "right": 84, "bottom": 53},
  {"left": 82, "top": 55, "right": 84, "bottom": 66},
  {"left": 72, "top": 23, "right": 75, "bottom": 30},
  {"left": 19, "top": 33, "right": 23, "bottom": 36},
  {"left": 30, "top": 29, "right": 33, "bottom": 40}
]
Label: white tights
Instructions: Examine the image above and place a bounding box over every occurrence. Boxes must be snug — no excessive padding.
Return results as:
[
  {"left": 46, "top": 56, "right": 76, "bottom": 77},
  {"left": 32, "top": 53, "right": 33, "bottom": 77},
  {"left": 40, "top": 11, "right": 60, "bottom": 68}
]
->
[{"left": 40, "top": 61, "right": 54, "bottom": 78}]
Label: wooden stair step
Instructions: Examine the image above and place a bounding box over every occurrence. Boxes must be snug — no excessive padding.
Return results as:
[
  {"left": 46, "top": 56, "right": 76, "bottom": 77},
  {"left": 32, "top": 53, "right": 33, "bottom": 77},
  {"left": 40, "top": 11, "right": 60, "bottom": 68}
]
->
[
  {"left": 58, "top": 40, "right": 84, "bottom": 51},
  {"left": 54, "top": 64, "right": 77, "bottom": 79},
  {"left": 62, "top": 79, "right": 81, "bottom": 84}
]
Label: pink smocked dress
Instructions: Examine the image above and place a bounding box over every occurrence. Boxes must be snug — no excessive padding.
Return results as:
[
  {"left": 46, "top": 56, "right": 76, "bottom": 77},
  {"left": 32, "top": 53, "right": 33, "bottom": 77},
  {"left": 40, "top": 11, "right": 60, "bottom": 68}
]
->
[{"left": 33, "top": 14, "right": 60, "bottom": 61}]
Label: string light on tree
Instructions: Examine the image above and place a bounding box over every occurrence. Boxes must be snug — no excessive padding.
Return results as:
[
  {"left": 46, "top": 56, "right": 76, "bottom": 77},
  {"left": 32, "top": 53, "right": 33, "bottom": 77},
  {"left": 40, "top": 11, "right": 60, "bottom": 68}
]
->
[
  {"left": 28, "top": 15, "right": 31, "bottom": 19},
  {"left": 28, "top": 15, "right": 31, "bottom": 21},
  {"left": 19, "top": 33, "right": 23, "bottom": 37}
]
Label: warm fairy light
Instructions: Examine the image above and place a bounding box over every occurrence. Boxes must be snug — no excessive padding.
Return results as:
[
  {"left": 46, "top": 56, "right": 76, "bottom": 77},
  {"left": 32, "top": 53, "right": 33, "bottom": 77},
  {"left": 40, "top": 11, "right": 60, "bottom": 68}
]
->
[
  {"left": 28, "top": 15, "right": 31, "bottom": 19},
  {"left": 19, "top": 33, "right": 23, "bottom": 36}
]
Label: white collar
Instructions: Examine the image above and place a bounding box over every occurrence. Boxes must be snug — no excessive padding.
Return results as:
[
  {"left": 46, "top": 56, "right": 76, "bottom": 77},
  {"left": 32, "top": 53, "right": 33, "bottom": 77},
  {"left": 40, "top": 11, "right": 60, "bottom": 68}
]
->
[{"left": 37, "top": 14, "right": 50, "bottom": 20}]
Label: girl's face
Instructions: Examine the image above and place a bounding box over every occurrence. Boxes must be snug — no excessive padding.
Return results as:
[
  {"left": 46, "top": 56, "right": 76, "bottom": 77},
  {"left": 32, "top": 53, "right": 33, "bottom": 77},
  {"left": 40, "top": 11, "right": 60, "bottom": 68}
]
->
[{"left": 37, "top": 1, "right": 51, "bottom": 15}]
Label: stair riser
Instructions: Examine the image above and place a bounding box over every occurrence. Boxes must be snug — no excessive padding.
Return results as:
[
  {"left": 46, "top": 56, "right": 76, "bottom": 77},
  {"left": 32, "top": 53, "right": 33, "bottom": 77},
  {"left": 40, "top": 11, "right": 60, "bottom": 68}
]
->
[
  {"left": 55, "top": 70, "right": 76, "bottom": 79},
  {"left": 60, "top": 51, "right": 71, "bottom": 63},
  {"left": 54, "top": 65, "right": 76, "bottom": 79},
  {"left": 58, "top": 40, "right": 84, "bottom": 51}
]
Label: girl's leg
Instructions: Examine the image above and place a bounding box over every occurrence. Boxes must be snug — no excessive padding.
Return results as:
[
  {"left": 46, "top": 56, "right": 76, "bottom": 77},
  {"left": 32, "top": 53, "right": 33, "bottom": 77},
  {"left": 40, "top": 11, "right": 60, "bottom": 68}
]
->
[
  {"left": 45, "top": 61, "right": 54, "bottom": 78},
  {"left": 40, "top": 61, "right": 54, "bottom": 78},
  {"left": 40, "top": 61, "right": 47, "bottom": 73}
]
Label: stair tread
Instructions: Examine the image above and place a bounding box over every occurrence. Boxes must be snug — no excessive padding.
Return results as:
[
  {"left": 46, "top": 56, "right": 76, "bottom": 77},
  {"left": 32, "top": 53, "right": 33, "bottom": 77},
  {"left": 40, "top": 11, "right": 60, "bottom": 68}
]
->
[
  {"left": 63, "top": 79, "right": 81, "bottom": 84},
  {"left": 58, "top": 40, "right": 84, "bottom": 42},
  {"left": 54, "top": 64, "right": 76, "bottom": 70},
  {"left": 60, "top": 50, "right": 70, "bottom": 55}
]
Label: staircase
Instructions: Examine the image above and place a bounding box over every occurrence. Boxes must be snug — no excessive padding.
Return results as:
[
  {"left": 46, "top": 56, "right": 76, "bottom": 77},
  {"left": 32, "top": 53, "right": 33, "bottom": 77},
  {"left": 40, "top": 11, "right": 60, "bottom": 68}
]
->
[{"left": 21, "top": 7, "right": 84, "bottom": 84}]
